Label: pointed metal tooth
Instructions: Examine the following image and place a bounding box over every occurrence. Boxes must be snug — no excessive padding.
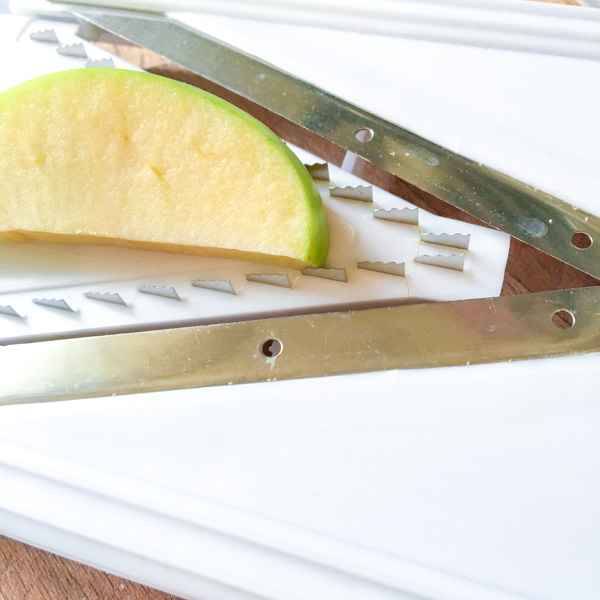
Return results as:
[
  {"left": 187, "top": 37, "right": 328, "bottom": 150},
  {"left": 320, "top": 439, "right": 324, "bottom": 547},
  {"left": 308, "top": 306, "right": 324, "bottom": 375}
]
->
[
  {"left": 301, "top": 267, "right": 348, "bottom": 282},
  {"left": 415, "top": 254, "right": 466, "bottom": 272},
  {"left": 56, "top": 43, "right": 88, "bottom": 59},
  {"left": 304, "top": 162, "right": 330, "bottom": 181},
  {"left": 420, "top": 232, "right": 471, "bottom": 250},
  {"left": 191, "top": 279, "right": 236, "bottom": 295},
  {"left": 329, "top": 185, "right": 373, "bottom": 202},
  {"left": 84, "top": 58, "right": 115, "bottom": 69},
  {"left": 0, "top": 305, "right": 22, "bottom": 318},
  {"left": 374, "top": 207, "right": 419, "bottom": 225},
  {"left": 138, "top": 285, "right": 181, "bottom": 300},
  {"left": 357, "top": 261, "right": 406, "bottom": 277},
  {"left": 29, "top": 28, "right": 59, "bottom": 44},
  {"left": 246, "top": 273, "right": 291, "bottom": 288},
  {"left": 33, "top": 298, "right": 75, "bottom": 312},
  {"left": 84, "top": 291, "right": 128, "bottom": 306}
]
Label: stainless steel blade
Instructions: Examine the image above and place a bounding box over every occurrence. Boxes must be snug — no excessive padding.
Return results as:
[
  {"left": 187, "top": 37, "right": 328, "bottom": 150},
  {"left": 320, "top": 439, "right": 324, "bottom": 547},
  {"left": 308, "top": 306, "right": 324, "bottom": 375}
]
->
[
  {"left": 2, "top": 287, "right": 599, "bottom": 406},
  {"left": 68, "top": 6, "right": 600, "bottom": 279}
]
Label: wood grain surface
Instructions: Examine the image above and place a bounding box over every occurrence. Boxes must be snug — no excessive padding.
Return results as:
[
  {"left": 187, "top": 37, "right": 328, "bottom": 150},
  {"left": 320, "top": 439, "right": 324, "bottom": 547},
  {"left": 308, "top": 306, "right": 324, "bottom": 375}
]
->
[{"left": 1, "top": 1, "right": 594, "bottom": 599}]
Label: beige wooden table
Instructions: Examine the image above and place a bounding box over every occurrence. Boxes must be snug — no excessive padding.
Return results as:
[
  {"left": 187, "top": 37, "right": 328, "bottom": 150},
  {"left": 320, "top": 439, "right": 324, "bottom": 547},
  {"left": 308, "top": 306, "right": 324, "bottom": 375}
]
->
[{"left": 0, "top": 1, "right": 594, "bottom": 598}]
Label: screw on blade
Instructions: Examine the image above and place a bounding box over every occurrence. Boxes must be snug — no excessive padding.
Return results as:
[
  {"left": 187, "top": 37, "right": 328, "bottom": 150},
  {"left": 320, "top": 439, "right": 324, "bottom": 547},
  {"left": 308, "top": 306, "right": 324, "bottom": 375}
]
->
[
  {"left": 29, "top": 28, "right": 59, "bottom": 44},
  {"left": 84, "top": 291, "right": 128, "bottom": 306},
  {"left": 357, "top": 261, "right": 406, "bottom": 277},
  {"left": 84, "top": 58, "right": 115, "bottom": 68},
  {"left": 57, "top": 43, "right": 88, "bottom": 59},
  {"left": 138, "top": 286, "right": 181, "bottom": 300},
  {"left": 415, "top": 254, "right": 466, "bottom": 272},
  {"left": 191, "top": 280, "right": 236, "bottom": 295},
  {"left": 420, "top": 232, "right": 471, "bottom": 250},
  {"left": 329, "top": 185, "right": 373, "bottom": 202},
  {"left": 374, "top": 207, "right": 419, "bottom": 225},
  {"left": 301, "top": 267, "right": 348, "bottom": 282},
  {"left": 246, "top": 273, "right": 291, "bottom": 288},
  {"left": 0, "top": 305, "right": 22, "bottom": 318},
  {"left": 304, "top": 163, "right": 330, "bottom": 181},
  {"left": 33, "top": 298, "right": 75, "bottom": 312}
]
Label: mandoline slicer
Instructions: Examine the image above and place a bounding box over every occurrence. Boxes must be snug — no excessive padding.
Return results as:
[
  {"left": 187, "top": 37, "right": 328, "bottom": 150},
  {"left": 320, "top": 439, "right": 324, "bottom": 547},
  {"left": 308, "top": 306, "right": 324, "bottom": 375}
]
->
[{"left": 0, "top": 3, "right": 599, "bottom": 600}]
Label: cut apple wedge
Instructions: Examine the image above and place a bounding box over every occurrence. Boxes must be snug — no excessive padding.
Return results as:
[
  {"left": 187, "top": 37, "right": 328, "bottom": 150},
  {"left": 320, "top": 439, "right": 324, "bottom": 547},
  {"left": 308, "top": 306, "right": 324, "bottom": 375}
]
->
[{"left": 0, "top": 69, "right": 328, "bottom": 267}]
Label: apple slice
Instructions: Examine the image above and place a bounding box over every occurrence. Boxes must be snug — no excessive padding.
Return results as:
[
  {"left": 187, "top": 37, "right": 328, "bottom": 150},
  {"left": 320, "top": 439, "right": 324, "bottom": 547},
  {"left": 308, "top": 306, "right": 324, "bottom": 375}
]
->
[{"left": 0, "top": 68, "right": 328, "bottom": 267}]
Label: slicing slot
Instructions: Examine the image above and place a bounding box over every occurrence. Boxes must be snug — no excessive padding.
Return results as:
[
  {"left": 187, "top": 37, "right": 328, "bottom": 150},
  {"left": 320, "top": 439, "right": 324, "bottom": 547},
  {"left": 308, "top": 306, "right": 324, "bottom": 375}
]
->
[
  {"left": 357, "top": 261, "right": 406, "bottom": 277},
  {"left": 330, "top": 185, "right": 373, "bottom": 202},
  {"left": 301, "top": 267, "right": 348, "bottom": 282},
  {"left": 191, "top": 280, "right": 236, "bottom": 295},
  {"left": 420, "top": 232, "right": 471, "bottom": 250},
  {"left": 246, "top": 273, "right": 291, "bottom": 288},
  {"left": 415, "top": 254, "right": 466, "bottom": 271},
  {"left": 374, "top": 207, "right": 419, "bottom": 225}
]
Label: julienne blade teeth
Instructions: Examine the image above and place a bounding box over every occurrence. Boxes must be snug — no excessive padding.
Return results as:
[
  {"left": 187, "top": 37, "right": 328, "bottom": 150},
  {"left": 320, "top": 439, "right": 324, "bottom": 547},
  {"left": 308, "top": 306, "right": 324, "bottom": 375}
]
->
[
  {"left": 301, "top": 267, "right": 348, "bottom": 282},
  {"left": 0, "top": 305, "right": 22, "bottom": 318},
  {"left": 357, "top": 261, "right": 406, "bottom": 277},
  {"left": 420, "top": 232, "right": 471, "bottom": 250},
  {"left": 191, "top": 280, "right": 236, "bottom": 295},
  {"left": 246, "top": 273, "right": 291, "bottom": 288},
  {"left": 56, "top": 43, "right": 88, "bottom": 59},
  {"left": 84, "top": 291, "right": 128, "bottom": 306},
  {"left": 329, "top": 185, "right": 373, "bottom": 202},
  {"left": 32, "top": 298, "right": 75, "bottom": 312},
  {"left": 29, "top": 28, "right": 59, "bottom": 44},
  {"left": 84, "top": 58, "right": 115, "bottom": 69},
  {"left": 138, "top": 286, "right": 182, "bottom": 301},
  {"left": 304, "top": 162, "right": 330, "bottom": 181},
  {"left": 415, "top": 254, "right": 466, "bottom": 272},
  {"left": 374, "top": 207, "right": 419, "bottom": 225}
]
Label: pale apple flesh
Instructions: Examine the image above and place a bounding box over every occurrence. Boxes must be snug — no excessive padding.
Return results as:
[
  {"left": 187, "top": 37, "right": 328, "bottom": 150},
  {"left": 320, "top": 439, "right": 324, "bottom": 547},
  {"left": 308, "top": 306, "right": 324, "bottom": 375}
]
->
[{"left": 0, "top": 69, "right": 328, "bottom": 267}]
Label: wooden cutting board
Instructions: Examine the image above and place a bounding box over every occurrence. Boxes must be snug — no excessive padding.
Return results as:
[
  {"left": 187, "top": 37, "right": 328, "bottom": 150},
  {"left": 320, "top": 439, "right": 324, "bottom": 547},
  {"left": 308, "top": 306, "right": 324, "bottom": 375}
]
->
[{"left": 0, "top": 1, "right": 594, "bottom": 599}]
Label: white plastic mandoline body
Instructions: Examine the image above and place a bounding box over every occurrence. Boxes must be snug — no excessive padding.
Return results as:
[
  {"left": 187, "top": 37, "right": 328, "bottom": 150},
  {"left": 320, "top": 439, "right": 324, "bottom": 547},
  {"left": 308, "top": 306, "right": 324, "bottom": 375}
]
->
[{"left": 1, "top": 3, "right": 600, "bottom": 600}]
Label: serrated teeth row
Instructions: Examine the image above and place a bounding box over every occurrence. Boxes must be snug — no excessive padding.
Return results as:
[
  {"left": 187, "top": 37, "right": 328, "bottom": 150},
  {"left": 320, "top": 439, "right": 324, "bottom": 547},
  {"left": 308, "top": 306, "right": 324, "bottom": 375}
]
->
[
  {"left": 1, "top": 267, "right": 363, "bottom": 318},
  {"left": 1, "top": 252, "right": 468, "bottom": 319},
  {"left": 357, "top": 255, "right": 466, "bottom": 274},
  {"left": 320, "top": 185, "right": 470, "bottom": 252},
  {"left": 30, "top": 28, "right": 116, "bottom": 68}
]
